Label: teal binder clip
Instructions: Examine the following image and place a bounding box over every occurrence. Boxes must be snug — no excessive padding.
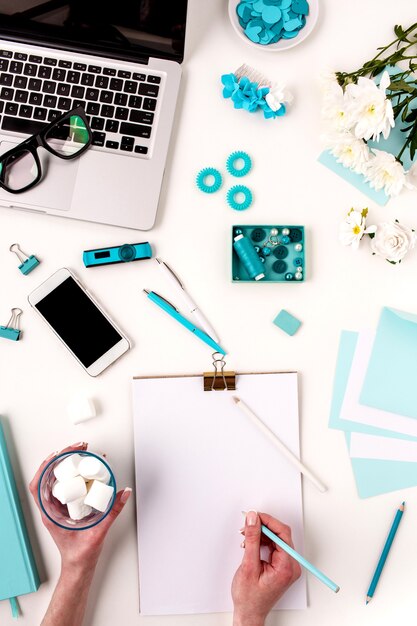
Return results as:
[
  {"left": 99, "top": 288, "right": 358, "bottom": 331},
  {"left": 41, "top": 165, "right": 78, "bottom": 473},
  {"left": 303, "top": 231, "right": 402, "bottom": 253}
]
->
[
  {"left": 0, "top": 309, "right": 22, "bottom": 341},
  {"left": 10, "top": 243, "right": 40, "bottom": 275}
]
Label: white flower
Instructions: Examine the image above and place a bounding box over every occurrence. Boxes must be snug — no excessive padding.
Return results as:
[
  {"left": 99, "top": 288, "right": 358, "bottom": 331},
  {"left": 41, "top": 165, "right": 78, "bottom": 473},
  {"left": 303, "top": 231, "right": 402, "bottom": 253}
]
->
[
  {"left": 321, "top": 79, "right": 354, "bottom": 130},
  {"left": 340, "top": 208, "right": 377, "bottom": 249},
  {"left": 364, "top": 149, "right": 413, "bottom": 196},
  {"left": 370, "top": 221, "right": 416, "bottom": 263},
  {"left": 265, "top": 83, "right": 293, "bottom": 112},
  {"left": 345, "top": 71, "right": 394, "bottom": 141},
  {"left": 323, "top": 130, "right": 371, "bottom": 174}
]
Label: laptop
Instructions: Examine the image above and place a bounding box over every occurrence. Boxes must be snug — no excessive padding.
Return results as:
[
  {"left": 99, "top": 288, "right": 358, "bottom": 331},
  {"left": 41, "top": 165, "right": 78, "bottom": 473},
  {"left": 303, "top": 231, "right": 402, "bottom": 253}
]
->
[{"left": 0, "top": 1, "right": 188, "bottom": 230}]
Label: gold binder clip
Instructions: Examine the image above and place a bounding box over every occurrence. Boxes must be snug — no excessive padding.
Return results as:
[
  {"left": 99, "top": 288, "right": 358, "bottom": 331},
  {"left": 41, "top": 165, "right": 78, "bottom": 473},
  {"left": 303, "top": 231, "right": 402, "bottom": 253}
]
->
[{"left": 203, "top": 352, "right": 236, "bottom": 391}]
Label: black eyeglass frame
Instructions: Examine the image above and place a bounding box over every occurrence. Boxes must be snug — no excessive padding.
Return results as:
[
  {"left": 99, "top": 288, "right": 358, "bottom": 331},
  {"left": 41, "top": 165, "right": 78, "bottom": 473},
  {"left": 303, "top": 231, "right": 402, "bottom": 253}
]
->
[{"left": 0, "top": 106, "right": 92, "bottom": 194}]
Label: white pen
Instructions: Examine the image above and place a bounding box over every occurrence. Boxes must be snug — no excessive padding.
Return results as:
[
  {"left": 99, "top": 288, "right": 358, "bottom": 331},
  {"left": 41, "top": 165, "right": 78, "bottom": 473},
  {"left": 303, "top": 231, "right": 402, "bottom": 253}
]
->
[{"left": 155, "top": 258, "right": 220, "bottom": 342}]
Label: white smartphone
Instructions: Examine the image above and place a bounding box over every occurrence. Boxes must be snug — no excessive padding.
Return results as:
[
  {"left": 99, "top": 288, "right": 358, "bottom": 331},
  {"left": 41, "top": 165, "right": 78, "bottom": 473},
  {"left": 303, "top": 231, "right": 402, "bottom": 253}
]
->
[{"left": 28, "top": 268, "right": 130, "bottom": 376}]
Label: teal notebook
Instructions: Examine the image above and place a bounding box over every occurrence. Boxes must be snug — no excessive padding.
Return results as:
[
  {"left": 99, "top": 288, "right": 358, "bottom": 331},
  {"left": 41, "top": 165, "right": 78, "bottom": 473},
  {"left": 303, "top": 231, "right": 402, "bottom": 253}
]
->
[{"left": 0, "top": 421, "right": 40, "bottom": 609}]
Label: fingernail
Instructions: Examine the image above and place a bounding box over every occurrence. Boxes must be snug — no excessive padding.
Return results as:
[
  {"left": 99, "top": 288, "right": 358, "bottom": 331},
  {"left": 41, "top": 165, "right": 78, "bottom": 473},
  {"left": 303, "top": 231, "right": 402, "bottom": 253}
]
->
[
  {"left": 246, "top": 510, "right": 258, "bottom": 526},
  {"left": 240, "top": 541, "right": 245, "bottom": 548},
  {"left": 121, "top": 487, "right": 132, "bottom": 503},
  {"left": 239, "top": 528, "right": 245, "bottom": 535}
]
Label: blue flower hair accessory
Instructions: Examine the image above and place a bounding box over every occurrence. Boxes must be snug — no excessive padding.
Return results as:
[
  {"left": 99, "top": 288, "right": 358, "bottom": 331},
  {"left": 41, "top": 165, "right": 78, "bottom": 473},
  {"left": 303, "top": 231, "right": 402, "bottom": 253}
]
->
[{"left": 221, "top": 64, "right": 292, "bottom": 120}]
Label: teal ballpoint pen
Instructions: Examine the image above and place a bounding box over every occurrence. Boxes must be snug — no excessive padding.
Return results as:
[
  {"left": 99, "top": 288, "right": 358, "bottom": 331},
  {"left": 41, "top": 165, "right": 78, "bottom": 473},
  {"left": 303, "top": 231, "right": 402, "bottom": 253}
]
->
[{"left": 143, "top": 290, "right": 227, "bottom": 355}]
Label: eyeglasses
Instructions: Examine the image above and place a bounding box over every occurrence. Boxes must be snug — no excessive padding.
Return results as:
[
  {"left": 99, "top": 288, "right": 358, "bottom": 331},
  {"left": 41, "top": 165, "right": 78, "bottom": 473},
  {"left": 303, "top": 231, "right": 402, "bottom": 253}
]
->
[{"left": 0, "top": 107, "right": 92, "bottom": 194}]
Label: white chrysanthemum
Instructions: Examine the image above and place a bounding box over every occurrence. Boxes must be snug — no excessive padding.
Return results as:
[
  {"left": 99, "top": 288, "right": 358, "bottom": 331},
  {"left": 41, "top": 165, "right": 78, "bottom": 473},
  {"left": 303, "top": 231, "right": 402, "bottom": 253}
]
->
[
  {"left": 345, "top": 71, "right": 394, "bottom": 141},
  {"left": 340, "top": 208, "right": 376, "bottom": 249},
  {"left": 321, "top": 79, "right": 354, "bottom": 130},
  {"left": 364, "top": 149, "right": 413, "bottom": 196},
  {"left": 323, "top": 131, "right": 371, "bottom": 173},
  {"left": 264, "top": 83, "right": 292, "bottom": 112},
  {"left": 371, "top": 221, "right": 416, "bottom": 263}
]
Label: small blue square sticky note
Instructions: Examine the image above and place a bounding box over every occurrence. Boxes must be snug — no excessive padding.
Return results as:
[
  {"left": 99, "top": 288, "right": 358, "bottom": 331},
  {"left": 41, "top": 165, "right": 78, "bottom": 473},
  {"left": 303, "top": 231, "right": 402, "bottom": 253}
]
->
[{"left": 273, "top": 309, "right": 301, "bottom": 336}]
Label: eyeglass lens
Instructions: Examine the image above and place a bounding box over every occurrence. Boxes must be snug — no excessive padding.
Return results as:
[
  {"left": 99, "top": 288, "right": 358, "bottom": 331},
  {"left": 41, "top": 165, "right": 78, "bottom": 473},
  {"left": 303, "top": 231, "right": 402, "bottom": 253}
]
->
[
  {"left": 0, "top": 149, "right": 39, "bottom": 192},
  {"left": 44, "top": 114, "right": 90, "bottom": 157}
]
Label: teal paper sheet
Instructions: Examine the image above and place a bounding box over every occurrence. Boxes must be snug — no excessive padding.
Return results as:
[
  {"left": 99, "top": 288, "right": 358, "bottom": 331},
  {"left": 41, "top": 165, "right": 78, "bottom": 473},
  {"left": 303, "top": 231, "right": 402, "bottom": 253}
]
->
[
  {"left": 360, "top": 307, "right": 417, "bottom": 420},
  {"left": 329, "top": 331, "right": 417, "bottom": 498}
]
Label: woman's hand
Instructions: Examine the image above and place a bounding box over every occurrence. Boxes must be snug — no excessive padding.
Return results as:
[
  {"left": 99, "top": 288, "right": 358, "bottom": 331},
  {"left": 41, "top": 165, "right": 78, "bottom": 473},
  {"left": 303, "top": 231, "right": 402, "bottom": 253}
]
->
[{"left": 232, "top": 511, "right": 301, "bottom": 626}]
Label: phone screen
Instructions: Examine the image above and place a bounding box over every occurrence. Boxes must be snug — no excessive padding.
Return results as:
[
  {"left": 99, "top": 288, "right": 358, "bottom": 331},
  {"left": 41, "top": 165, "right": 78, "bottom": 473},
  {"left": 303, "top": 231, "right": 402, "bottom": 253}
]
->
[{"left": 34, "top": 276, "right": 123, "bottom": 368}]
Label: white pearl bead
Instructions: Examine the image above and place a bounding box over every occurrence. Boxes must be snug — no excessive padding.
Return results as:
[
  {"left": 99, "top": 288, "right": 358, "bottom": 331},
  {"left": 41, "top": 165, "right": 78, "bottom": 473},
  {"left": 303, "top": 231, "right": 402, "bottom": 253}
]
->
[
  {"left": 295, "top": 273, "right": 303, "bottom": 280},
  {"left": 282, "top": 228, "right": 290, "bottom": 236},
  {"left": 295, "top": 243, "right": 303, "bottom": 252},
  {"left": 270, "top": 228, "right": 278, "bottom": 236}
]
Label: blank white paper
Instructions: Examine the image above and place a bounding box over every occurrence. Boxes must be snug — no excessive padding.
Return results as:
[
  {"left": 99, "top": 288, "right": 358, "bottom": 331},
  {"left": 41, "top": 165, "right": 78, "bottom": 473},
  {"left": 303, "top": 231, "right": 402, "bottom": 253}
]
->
[
  {"left": 132, "top": 372, "right": 307, "bottom": 615},
  {"left": 339, "top": 331, "right": 417, "bottom": 438},
  {"left": 349, "top": 432, "right": 417, "bottom": 462}
]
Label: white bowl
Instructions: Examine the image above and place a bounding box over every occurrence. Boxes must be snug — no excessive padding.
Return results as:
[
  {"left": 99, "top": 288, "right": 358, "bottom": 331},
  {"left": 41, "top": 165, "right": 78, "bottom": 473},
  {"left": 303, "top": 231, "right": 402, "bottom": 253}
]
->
[{"left": 228, "top": 0, "right": 319, "bottom": 52}]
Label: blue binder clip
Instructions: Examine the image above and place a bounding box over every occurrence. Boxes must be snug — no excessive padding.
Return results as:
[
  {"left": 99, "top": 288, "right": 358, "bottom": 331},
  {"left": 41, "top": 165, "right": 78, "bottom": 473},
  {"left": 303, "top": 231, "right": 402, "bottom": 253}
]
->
[
  {"left": 10, "top": 243, "right": 40, "bottom": 275},
  {"left": 0, "top": 308, "right": 22, "bottom": 341}
]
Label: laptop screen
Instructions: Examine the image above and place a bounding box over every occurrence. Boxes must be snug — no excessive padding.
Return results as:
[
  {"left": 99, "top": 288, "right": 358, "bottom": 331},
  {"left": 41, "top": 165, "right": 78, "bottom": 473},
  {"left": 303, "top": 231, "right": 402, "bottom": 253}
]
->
[{"left": 0, "top": 1, "right": 188, "bottom": 64}]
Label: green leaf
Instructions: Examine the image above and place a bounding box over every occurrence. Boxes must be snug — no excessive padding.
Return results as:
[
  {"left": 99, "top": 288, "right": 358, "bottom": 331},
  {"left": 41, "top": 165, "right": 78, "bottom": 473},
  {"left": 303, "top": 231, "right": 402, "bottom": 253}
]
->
[
  {"left": 394, "top": 24, "right": 405, "bottom": 39},
  {"left": 405, "top": 108, "right": 417, "bottom": 123},
  {"left": 389, "top": 80, "right": 415, "bottom": 93}
]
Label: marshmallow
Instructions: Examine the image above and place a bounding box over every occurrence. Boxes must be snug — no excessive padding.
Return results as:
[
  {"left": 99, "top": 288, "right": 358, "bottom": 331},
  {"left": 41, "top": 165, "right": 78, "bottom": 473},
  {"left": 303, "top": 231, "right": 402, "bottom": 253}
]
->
[
  {"left": 84, "top": 480, "right": 114, "bottom": 512},
  {"left": 67, "top": 496, "right": 93, "bottom": 521},
  {"left": 52, "top": 476, "right": 87, "bottom": 505},
  {"left": 66, "top": 395, "right": 97, "bottom": 425},
  {"left": 78, "top": 457, "right": 110, "bottom": 484},
  {"left": 53, "top": 454, "right": 83, "bottom": 482}
]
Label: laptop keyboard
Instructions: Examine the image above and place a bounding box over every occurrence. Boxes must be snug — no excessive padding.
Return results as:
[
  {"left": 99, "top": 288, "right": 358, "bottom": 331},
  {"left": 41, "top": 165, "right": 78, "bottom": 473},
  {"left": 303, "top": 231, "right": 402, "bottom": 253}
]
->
[{"left": 0, "top": 49, "right": 163, "bottom": 157}]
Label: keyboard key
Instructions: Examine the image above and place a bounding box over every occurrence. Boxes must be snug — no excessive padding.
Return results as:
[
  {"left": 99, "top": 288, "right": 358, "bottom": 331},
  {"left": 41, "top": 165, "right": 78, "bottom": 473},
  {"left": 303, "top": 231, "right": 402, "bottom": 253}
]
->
[
  {"left": 14, "top": 75, "right": 28, "bottom": 89},
  {"left": 67, "top": 71, "right": 80, "bottom": 84},
  {"left": 58, "top": 97, "right": 72, "bottom": 110},
  {"left": 52, "top": 68, "right": 66, "bottom": 81},
  {"left": 139, "top": 83, "right": 159, "bottom": 98},
  {"left": 19, "top": 104, "right": 33, "bottom": 118},
  {"left": 86, "top": 102, "right": 100, "bottom": 115},
  {"left": 99, "top": 90, "right": 113, "bottom": 104},
  {"left": 43, "top": 81, "right": 56, "bottom": 94},
  {"left": 120, "top": 122, "right": 151, "bottom": 139},
  {"left": 34, "top": 107, "right": 47, "bottom": 120},
  {"left": 48, "top": 109, "right": 61, "bottom": 122},
  {"left": 133, "top": 72, "right": 146, "bottom": 81},
  {"left": 15, "top": 90, "right": 28, "bottom": 103},
  {"left": 114, "top": 93, "right": 127, "bottom": 106},
  {"left": 24, "top": 64, "right": 37, "bottom": 76},
  {"left": 118, "top": 70, "right": 131, "bottom": 79},
  {"left": 124, "top": 80, "right": 137, "bottom": 94},
  {"left": 105, "top": 119, "right": 119, "bottom": 133},
  {"left": 29, "top": 92, "right": 42, "bottom": 105},
  {"left": 130, "top": 110, "right": 154, "bottom": 125},
  {"left": 115, "top": 106, "right": 128, "bottom": 120},
  {"left": 0, "top": 50, "right": 13, "bottom": 59},
  {"left": 128, "top": 95, "right": 142, "bottom": 109},
  {"left": 101, "top": 104, "right": 114, "bottom": 118},
  {"left": 4, "top": 102, "right": 18, "bottom": 115},
  {"left": 86, "top": 88, "right": 99, "bottom": 101},
  {"left": 14, "top": 52, "right": 27, "bottom": 61},
  {"left": 43, "top": 95, "right": 57, "bottom": 108},
  {"left": 44, "top": 57, "right": 57, "bottom": 66},
  {"left": 109, "top": 78, "right": 123, "bottom": 91},
  {"left": 120, "top": 136, "right": 134, "bottom": 151},
  {"left": 95, "top": 75, "right": 109, "bottom": 89},
  {"left": 0, "top": 59, "right": 9, "bottom": 71},
  {"left": 0, "top": 74, "right": 13, "bottom": 86},
  {"left": 0, "top": 102, "right": 3, "bottom": 113},
  {"left": 88, "top": 65, "right": 101, "bottom": 74},
  {"left": 92, "top": 131, "right": 106, "bottom": 146},
  {"left": 29, "top": 55, "right": 42, "bottom": 64},
  {"left": 91, "top": 117, "right": 104, "bottom": 130},
  {"left": 103, "top": 67, "right": 116, "bottom": 76},
  {"left": 74, "top": 63, "right": 87, "bottom": 71},
  {"left": 3, "top": 114, "right": 44, "bottom": 134},
  {"left": 71, "top": 85, "right": 85, "bottom": 99},
  {"left": 28, "top": 78, "right": 42, "bottom": 91},
  {"left": 0, "top": 87, "right": 14, "bottom": 100},
  {"left": 147, "top": 75, "right": 161, "bottom": 84},
  {"left": 72, "top": 99, "right": 85, "bottom": 110},
  {"left": 135, "top": 145, "right": 148, "bottom": 154},
  {"left": 56, "top": 83, "right": 70, "bottom": 96},
  {"left": 10, "top": 61, "right": 23, "bottom": 74},
  {"left": 81, "top": 73, "right": 95, "bottom": 86},
  {"left": 143, "top": 97, "right": 157, "bottom": 111},
  {"left": 106, "top": 140, "right": 119, "bottom": 149},
  {"left": 38, "top": 66, "right": 52, "bottom": 79},
  {"left": 59, "top": 60, "right": 72, "bottom": 68}
]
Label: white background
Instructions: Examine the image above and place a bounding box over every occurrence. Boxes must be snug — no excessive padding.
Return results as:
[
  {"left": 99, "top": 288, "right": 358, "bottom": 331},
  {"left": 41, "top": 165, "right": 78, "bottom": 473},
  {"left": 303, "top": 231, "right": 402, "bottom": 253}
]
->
[{"left": 1, "top": 0, "right": 417, "bottom": 624}]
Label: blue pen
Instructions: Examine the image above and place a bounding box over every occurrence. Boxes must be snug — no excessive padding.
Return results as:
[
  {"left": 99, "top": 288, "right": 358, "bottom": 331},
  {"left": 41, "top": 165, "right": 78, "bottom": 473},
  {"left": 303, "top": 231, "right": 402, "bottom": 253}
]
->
[{"left": 143, "top": 290, "right": 226, "bottom": 355}]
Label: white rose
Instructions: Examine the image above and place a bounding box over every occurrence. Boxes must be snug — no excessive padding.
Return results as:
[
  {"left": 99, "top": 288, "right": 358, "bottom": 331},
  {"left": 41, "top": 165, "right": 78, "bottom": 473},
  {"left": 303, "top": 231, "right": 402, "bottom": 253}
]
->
[{"left": 371, "top": 221, "right": 416, "bottom": 263}]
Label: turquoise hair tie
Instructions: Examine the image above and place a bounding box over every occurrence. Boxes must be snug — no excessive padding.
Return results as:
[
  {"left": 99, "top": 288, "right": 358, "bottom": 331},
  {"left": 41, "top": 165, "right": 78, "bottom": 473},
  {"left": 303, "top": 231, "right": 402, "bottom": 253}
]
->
[
  {"left": 196, "top": 167, "right": 222, "bottom": 193},
  {"left": 227, "top": 185, "right": 253, "bottom": 210},
  {"left": 226, "top": 151, "right": 252, "bottom": 177}
]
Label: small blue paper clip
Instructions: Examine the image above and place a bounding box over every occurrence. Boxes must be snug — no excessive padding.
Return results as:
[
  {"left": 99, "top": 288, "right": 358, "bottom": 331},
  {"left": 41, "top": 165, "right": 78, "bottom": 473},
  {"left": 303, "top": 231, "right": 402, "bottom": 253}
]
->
[
  {"left": 10, "top": 243, "right": 40, "bottom": 275},
  {"left": 0, "top": 308, "right": 22, "bottom": 341}
]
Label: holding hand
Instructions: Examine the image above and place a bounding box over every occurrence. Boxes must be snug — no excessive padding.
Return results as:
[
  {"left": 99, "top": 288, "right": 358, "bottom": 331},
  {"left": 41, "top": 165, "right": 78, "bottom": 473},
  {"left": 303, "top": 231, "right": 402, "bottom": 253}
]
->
[{"left": 232, "top": 511, "right": 301, "bottom": 626}]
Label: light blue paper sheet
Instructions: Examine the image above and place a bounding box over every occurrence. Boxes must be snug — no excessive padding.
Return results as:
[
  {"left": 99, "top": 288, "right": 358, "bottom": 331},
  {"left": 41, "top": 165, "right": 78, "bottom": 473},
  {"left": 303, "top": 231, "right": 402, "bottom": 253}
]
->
[
  {"left": 329, "top": 331, "right": 417, "bottom": 498},
  {"left": 360, "top": 307, "right": 417, "bottom": 420}
]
